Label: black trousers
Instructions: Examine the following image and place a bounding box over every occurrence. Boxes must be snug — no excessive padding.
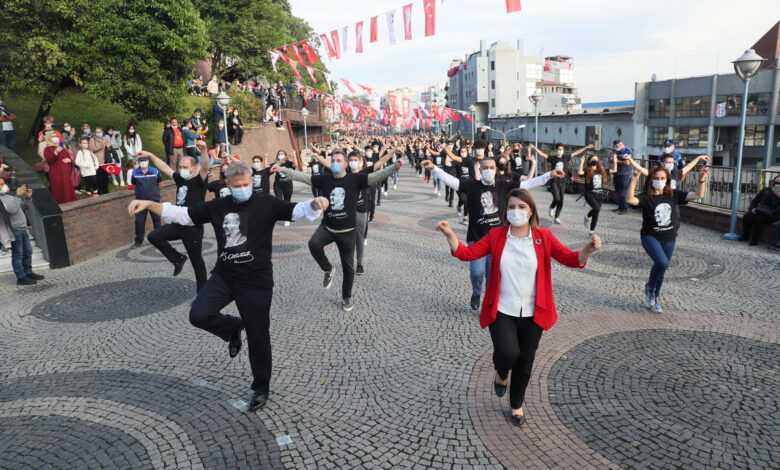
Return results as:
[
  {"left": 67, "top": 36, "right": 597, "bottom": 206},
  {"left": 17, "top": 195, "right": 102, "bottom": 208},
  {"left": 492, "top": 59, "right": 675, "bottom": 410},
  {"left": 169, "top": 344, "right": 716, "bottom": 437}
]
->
[
  {"left": 549, "top": 178, "right": 566, "bottom": 218},
  {"left": 489, "top": 313, "right": 543, "bottom": 410},
  {"left": 135, "top": 209, "right": 161, "bottom": 244},
  {"left": 82, "top": 175, "right": 97, "bottom": 193},
  {"left": 583, "top": 190, "right": 602, "bottom": 231},
  {"left": 373, "top": 184, "right": 382, "bottom": 206},
  {"left": 741, "top": 211, "right": 777, "bottom": 244},
  {"left": 230, "top": 127, "right": 244, "bottom": 145},
  {"left": 96, "top": 167, "right": 110, "bottom": 194},
  {"left": 613, "top": 174, "right": 631, "bottom": 211},
  {"left": 308, "top": 224, "right": 356, "bottom": 299},
  {"left": 274, "top": 181, "right": 293, "bottom": 201},
  {"left": 189, "top": 271, "right": 273, "bottom": 394},
  {"left": 147, "top": 223, "right": 207, "bottom": 292}
]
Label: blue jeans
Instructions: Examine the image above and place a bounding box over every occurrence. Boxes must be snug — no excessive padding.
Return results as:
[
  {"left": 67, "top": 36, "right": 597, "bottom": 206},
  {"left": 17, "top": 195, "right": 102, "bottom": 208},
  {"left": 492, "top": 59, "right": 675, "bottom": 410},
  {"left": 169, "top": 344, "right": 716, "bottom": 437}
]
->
[
  {"left": 0, "top": 130, "right": 16, "bottom": 152},
  {"left": 431, "top": 174, "right": 442, "bottom": 191},
  {"left": 468, "top": 241, "right": 491, "bottom": 297},
  {"left": 391, "top": 171, "right": 398, "bottom": 185},
  {"left": 11, "top": 229, "right": 33, "bottom": 280},
  {"left": 640, "top": 236, "right": 675, "bottom": 298}
]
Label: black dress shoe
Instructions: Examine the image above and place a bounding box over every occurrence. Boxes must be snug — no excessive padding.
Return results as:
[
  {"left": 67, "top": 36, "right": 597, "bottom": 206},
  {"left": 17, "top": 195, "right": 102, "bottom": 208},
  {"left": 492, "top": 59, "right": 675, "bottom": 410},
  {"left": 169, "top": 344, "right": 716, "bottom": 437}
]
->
[
  {"left": 131, "top": 241, "right": 143, "bottom": 248},
  {"left": 470, "top": 295, "right": 480, "bottom": 311},
  {"left": 510, "top": 414, "right": 525, "bottom": 427},
  {"left": 355, "top": 264, "right": 364, "bottom": 275},
  {"left": 17, "top": 276, "right": 36, "bottom": 286},
  {"left": 173, "top": 256, "right": 187, "bottom": 276},
  {"left": 494, "top": 379, "right": 507, "bottom": 398},
  {"left": 248, "top": 391, "right": 268, "bottom": 411},
  {"left": 26, "top": 272, "right": 45, "bottom": 281},
  {"left": 228, "top": 326, "right": 243, "bottom": 358}
]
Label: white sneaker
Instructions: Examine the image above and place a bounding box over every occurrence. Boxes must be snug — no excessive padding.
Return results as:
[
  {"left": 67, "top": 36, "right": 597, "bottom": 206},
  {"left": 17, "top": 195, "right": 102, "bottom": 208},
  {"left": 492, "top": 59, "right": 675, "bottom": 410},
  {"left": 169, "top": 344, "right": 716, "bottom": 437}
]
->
[
  {"left": 587, "top": 230, "right": 595, "bottom": 238},
  {"left": 433, "top": 188, "right": 438, "bottom": 194},
  {"left": 364, "top": 239, "right": 368, "bottom": 246},
  {"left": 283, "top": 221, "right": 290, "bottom": 227},
  {"left": 553, "top": 218, "right": 561, "bottom": 224},
  {"left": 548, "top": 207, "right": 555, "bottom": 217},
  {"left": 121, "top": 182, "right": 126, "bottom": 187},
  {"left": 393, "top": 184, "right": 397, "bottom": 190},
  {"left": 383, "top": 191, "right": 387, "bottom": 196},
  {"left": 583, "top": 215, "right": 590, "bottom": 228}
]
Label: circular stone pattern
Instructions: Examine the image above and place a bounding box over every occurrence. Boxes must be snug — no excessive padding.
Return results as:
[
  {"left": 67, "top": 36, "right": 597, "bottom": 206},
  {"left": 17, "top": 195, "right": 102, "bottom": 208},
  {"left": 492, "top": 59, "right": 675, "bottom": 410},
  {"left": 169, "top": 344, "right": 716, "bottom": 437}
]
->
[
  {"left": 273, "top": 243, "right": 300, "bottom": 254},
  {"left": 116, "top": 240, "right": 216, "bottom": 263},
  {"left": 582, "top": 244, "right": 725, "bottom": 281},
  {"left": 30, "top": 278, "right": 195, "bottom": 323},
  {"left": 548, "top": 330, "right": 779, "bottom": 469}
]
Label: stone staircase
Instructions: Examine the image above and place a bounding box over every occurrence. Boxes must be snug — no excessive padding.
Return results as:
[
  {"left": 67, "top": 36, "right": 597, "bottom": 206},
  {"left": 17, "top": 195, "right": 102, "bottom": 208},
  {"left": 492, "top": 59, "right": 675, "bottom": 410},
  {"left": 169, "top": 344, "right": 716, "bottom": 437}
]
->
[{"left": 0, "top": 231, "right": 50, "bottom": 274}]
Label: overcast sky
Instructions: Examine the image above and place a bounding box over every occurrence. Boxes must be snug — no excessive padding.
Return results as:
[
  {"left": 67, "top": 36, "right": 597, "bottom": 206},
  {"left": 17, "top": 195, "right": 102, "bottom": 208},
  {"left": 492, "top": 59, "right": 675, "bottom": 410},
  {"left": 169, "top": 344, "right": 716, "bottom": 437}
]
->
[{"left": 289, "top": 0, "right": 780, "bottom": 102}]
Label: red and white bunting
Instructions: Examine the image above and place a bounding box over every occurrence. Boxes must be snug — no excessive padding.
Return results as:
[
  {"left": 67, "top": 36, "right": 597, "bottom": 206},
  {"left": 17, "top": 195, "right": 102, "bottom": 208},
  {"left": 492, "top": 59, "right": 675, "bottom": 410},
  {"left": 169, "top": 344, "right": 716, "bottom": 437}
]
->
[
  {"left": 402, "top": 3, "right": 413, "bottom": 41},
  {"left": 355, "top": 21, "right": 364, "bottom": 53},
  {"left": 386, "top": 10, "right": 396, "bottom": 45},
  {"left": 506, "top": 0, "right": 522, "bottom": 13},
  {"left": 319, "top": 34, "right": 337, "bottom": 60},
  {"left": 300, "top": 39, "right": 320, "bottom": 64},
  {"left": 330, "top": 30, "right": 342, "bottom": 59},
  {"left": 370, "top": 16, "right": 378, "bottom": 43},
  {"left": 340, "top": 78, "right": 357, "bottom": 94},
  {"left": 423, "top": 0, "right": 436, "bottom": 37}
]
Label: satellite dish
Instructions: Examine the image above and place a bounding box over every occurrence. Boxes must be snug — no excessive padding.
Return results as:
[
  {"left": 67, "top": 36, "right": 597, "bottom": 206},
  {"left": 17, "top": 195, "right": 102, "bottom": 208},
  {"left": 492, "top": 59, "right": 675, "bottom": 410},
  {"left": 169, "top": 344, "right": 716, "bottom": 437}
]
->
[{"left": 651, "top": 73, "right": 657, "bottom": 82}]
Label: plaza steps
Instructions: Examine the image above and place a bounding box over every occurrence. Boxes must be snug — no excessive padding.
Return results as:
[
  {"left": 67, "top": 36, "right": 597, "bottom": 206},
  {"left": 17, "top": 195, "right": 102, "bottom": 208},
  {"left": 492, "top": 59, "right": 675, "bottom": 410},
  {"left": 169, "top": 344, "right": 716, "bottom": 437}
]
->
[{"left": 0, "top": 232, "right": 50, "bottom": 274}]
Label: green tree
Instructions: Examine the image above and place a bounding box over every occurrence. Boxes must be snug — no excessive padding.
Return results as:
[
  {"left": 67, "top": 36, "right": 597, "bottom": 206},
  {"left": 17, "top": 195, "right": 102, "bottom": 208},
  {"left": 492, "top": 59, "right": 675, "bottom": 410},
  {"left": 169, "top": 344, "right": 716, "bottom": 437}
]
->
[{"left": 0, "top": 0, "right": 208, "bottom": 143}]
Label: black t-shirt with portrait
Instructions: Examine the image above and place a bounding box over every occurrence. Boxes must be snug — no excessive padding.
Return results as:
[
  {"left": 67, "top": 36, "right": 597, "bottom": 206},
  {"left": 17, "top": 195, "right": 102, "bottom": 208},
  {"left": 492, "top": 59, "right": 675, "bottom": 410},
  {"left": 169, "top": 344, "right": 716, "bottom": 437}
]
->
[
  {"left": 510, "top": 152, "right": 531, "bottom": 176},
  {"left": 355, "top": 167, "right": 372, "bottom": 213},
  {"left": 252, "top": 167, "right": 271, "bottom": 194},
  {"left": 208, "top": 180, "right": 232, "bottom": 199},
  {"left": 274, "top": 160, "right": 294, "bottom": 186},
  {"left": 547, "top": 152, "right": 571, "bottom": 173},
  {"left": 583, "top": 169, "right": 606, "bottom": 193},
  {"left": 637, "top": 190, "right": 689, "bottom": 241},
  {"left": 187, "top": 193, "right": 296, "bottom": 288},
  {"left": 460, "top": 178, "right": 519, "bottom": 242},
  {"left": 460, "top": 156, "right": 477, "bottom": 181},
  {"left": 311, "top": 172, "right": 370, "bottom": 231},
  {"left": 172, "top": 172, "right": 207, "bottom": 207}
]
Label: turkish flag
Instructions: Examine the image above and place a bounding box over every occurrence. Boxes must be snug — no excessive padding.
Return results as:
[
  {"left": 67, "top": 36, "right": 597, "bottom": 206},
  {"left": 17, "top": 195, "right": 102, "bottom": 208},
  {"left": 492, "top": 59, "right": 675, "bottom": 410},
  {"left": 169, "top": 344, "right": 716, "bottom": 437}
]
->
[
  {"left": 402, "top": 3, "right": 413, "bottom": 40},
  {"left": 388, "top": 95, "right": 398, "bottom": 116},
  {"left": 305, "top": 65, "right": 318, "bottom": 84},
  {"left": 330, "top": 30, "right": 341, "bottom": 59},
  {"left": 319, "top": 34, "right": 336, "bottom": 59},
  {"left": 355, "top": 21, "right": 364, "bottom": 53},
  {"left": 462, "top": 111, "right": 472, "bottom": 122},
  {"left": 370, "top": 16, "right": 378, "bottom": 43},
  {"left": 423, "top": 0, "right": 436, "bottom": 37},
  {"left": 300, "top": 39, "right": 320, "bottom": 64},
  {"left": 341, "top": 78, "right": 356, "bottom": 94},
  {"left": 288, "top": 59, "right": 302, "bottom": 80},
  {"left": 358, "top": 83, "right": 372, "bottom": 95},
  {"left": 101, "top": 164, "right": 121, "bottom": 175},
  {"left": 431, "top": 105, "right": 441, "bottom": 120},
  {"left": 414, "top": 109, "right": 421, "bottom": 119},
  {"left": 402, "top": 97, "right": 411, "bottom": 117},
  {"left": 289, "top": 44, "right": 305, "bottom": 64},
  {"left": 506, "top": 0, "right": 522, "bottom": 13}
]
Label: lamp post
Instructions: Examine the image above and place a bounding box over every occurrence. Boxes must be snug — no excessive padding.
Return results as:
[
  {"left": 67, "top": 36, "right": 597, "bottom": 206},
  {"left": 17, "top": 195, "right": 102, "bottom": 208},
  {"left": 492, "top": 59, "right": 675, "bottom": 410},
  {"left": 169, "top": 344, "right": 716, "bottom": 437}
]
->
[
  {"left": 215, "top": 91, "right": 231, "bottom": 154},
  {"left": 300, "top": 107, "right": 310, "bottom": 151},
  {"left": 724, "top": 49, "right": 765, "bottom": 240},
  {"left": 469, "top": 104, "right": 476, "bottom": 140},
  {"left": 484, "top": 124, "right": 526, "bottom": 142},
  {"left": 529, "top": 91, "right": 543, "bottom": 176}
]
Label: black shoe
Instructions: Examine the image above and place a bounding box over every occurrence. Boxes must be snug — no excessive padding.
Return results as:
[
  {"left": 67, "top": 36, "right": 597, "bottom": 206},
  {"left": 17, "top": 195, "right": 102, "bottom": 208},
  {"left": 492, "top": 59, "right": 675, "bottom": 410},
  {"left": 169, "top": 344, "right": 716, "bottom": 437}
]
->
[
  {"left": 510, "top": 413, "right": 525, "bottom": 427},
  {"left": 611, "top": 208, "right": 621, "bottom": 213},
  {"left": 26, "top": 272, "right": 44, "bottom": 281},
  {"left": 131, "top": 241, "right": 143, "bottom": 248},
  {"left": 616, "top": 209, "right": 627, "bottom": 214},
  {"left": 494, "top": 375, "right": 507, "bottom": 398},
  {"left": 470, "top": 295, "right": 480, "bottom": 311},
  {"left": 355, "top": 264, "right": 364, "bottom": 275},
  {"left": 323, "top": 267, "right": 335, "bottom": 289},
  {"left": 342, "top": 297, "right": 353, "bottom": 312},
  {"left": 17, "top": 276, "right": 37, "bottom": 286},
  {"left": 228, "top": 326, "right": 243, "bottom": 358},
  {"left": 173, "top": 256, "right": 187, "bottom": 276},
  {"left": 248, "top": 390, "right": 268, "bottom": 412}
]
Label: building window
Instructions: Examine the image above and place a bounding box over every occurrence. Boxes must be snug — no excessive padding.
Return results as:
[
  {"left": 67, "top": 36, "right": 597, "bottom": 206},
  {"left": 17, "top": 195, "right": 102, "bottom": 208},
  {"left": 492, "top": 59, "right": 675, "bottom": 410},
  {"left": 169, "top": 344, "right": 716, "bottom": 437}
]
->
[
  {"left": 617, "top": 128, "right": 622, "bottom": 137},
  {"left": 558, "top": 127, "right": 562, "bottom": 134},
  {"left": 491, "top": 61, "right": 495, "bottom": 70},
  {"left": 673, "top": 127, "right": 709, "bottom": 148},
  {"left": 675, "top": 96, "right": 711, "bottom": 117},
  {"left": 491, "top": 80, "right": 495, "bottom": 89},
  {"left": 648, "top": 98, "right": 670, "bottom": 118},
  {"left": 647, "top": 126, "right": 667, "bottom": 146},
  {"left": 717, "top": 94, "right": 773, "bottom": 116},
  {"left": 744, "top": 125, "right": 767, "bottom": 146},
  {"left": 491, "top": 98, "right": 495, "bottom": 107}
]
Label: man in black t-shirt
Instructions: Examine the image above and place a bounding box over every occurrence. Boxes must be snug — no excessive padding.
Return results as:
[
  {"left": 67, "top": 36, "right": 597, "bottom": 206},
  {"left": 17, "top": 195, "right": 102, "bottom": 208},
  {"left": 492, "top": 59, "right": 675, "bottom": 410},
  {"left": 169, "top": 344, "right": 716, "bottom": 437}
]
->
[
  {"left": 250, "top": 155, "right": 271, "bottom": 195},
  {"left": 143, "top": 148, "right": 210, "bottom": 292},
  {"left": 422, "top": 157, "right": 563, "bottom": 310},
  {"left": 273, "top": 150, "right": 401, "bottom": 312},
  {"left": 529, "top": 143, "right": 593, "bottom": 223},
  {"left": 128, "top": 161, "right": 328, "bottom": 411}
]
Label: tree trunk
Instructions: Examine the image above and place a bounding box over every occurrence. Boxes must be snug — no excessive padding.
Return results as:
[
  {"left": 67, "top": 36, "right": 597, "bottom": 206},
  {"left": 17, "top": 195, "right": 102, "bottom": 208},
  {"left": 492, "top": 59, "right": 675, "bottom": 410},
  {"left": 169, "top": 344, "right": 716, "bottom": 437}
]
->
[{"left": 26, "top": 79, "right": 64, "bottom": 145}]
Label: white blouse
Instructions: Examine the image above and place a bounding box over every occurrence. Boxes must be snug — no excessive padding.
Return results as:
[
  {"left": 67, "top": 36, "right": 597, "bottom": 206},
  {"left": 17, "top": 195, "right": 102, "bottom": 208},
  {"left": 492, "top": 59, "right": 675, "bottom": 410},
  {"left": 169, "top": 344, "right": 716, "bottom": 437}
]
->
[{"left": 497, "top": 229, "right": 538, "bottom": 318}]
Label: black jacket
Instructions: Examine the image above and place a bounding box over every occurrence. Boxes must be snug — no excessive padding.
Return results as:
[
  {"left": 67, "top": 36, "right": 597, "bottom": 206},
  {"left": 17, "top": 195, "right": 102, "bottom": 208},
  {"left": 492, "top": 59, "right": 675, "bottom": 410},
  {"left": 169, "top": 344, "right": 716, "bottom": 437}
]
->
[{"left": 162, "top": 127, "right": 175, "bottom": 156}]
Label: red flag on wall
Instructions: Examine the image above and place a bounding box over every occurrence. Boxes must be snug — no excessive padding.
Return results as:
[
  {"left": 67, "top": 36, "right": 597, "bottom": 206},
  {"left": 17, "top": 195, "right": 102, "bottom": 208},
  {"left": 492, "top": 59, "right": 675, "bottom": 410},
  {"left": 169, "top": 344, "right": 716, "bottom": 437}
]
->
[
  {"left": 340, "top": 78, "right": 356, "bottom": 94},
  {"left": 370, "top": 16, "right": 378, "bottom": 43},
  {"left": 462, "top": 111, "right": 472, "bottom": 122},
  {"left": 506, "top": 0, "right": 522, "bottom": 13},
  {"left": 330, "top": 30, "right": 342, "bottom": 59},
  {"left": 402, "top": 3, "right": 413, "bottom": 40},
  {"left": 355, "top": 21, "right": 364, "bottom": 53},
  {"left": 423, "top": 0, "right": 436, "bottom": 37},
  {"left": 300, "top": 39, "right": 320, "bottom": 64},
  {"left": 319, "top": 34, "right": 336, "bottom": 59},
  {"left": 402, "top": 97, "right": 411, "bottom": 117},
  {"left": 388, "top": 95, "right": 398, "bottom": 116}
]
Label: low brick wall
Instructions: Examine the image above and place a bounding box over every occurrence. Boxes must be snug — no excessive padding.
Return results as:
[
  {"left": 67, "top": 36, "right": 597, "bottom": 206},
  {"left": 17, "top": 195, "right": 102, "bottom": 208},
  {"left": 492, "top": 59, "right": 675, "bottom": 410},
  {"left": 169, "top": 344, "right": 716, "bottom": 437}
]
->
[
  {"left": 60, "top": 181, "right": 177, "bottom": 265},
  {"left": 680, "top": 203, "right": 777, "bottom": 243}
]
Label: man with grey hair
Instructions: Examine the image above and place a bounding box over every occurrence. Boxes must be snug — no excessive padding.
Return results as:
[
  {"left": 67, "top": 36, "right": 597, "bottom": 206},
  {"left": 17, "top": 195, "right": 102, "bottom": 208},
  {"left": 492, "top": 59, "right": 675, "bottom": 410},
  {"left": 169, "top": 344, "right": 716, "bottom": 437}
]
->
[
  {"left": 140, "top": 145, "right": 209, "bottom": 292},
  {"left": 128, "top": 160, "right": 328, "bottom": 411}
]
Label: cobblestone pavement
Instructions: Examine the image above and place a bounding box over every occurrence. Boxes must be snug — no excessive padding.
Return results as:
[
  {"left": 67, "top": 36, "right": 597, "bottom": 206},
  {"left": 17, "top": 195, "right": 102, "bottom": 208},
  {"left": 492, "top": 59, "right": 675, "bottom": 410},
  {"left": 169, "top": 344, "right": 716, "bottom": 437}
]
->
[{"left": 1, "top": 166, "right": 778, "bottom": 469}]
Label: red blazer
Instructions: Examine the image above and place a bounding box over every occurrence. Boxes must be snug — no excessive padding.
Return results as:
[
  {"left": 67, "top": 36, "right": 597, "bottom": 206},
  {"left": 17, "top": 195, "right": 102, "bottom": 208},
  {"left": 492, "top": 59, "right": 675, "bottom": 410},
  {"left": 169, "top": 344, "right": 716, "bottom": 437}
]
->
[{"left": 453, "top": 226, "right": 584, "bottom": 331}]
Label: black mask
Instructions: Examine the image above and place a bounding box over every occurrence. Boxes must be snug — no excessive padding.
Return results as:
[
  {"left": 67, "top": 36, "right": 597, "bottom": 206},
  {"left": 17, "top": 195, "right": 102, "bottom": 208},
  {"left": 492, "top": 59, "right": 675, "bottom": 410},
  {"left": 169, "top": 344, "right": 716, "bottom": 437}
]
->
[
  {"left": 589, "top": 160, "right": 598, "bottom": 166},
  {"left": 497, "top": 163, "right": 507, "bottom": 171}
]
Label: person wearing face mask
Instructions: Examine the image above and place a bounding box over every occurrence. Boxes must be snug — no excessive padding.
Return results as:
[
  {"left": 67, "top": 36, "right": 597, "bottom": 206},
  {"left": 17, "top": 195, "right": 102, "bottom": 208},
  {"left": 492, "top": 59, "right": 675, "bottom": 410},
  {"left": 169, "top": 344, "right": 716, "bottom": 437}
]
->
[
  {"left": 128, "top": 161, "right": 328, "bottom": 412},
  {"left": 208, "top": 163, "right": 233, "bottom": 199},
  {"left": 740, "top": 175, "right": 780, "bottom": 248},
  {"left": 577, "top": 154, "right": 614, "bottom": 237},
  {"left": 80, "top": 123, "right": 93, "bottom": 141},
  {"left": 250, "top": 155, "right": 272, "bottom": 195},
  {"left": 272, "top": 150, "right": 297, "bottom": 208},
  {"left": 74, "top": 138, "right": 100, "bottom": 197},
  {"left": 162, "top": 117, "right": 186, "bottom": 170},
  {"left": 130, "top": 156, "right": 163, "bottom": 247},
  {"left": 123, "top": 125, "right": 143, "bottom": 158},
  {"left": 422, "top": 157, "right": 564, "bottom": 311},
  {"left": 36, "top": 115, "right": 63, "bottom": 143},
  {"left": 529, "top": 143, "right": 594, "bottom": 224},
  {"left": 0, "top": 180, "right": 46, "bottom": 285},
  {"left": 43, "top": 132, "right": 77, "bottom": 204},
  {"left": 436, "top": 188, "right": 601, "bottom": 426},
  {"left": 61, "top": 121, "right": 76, "bottom": 150},
  {"left": 212, "top": 119, "right": 228, "bottom": 150},
  {"left": 609, "top": 139, "right": 634, "bottom": 214},
  {"left": 443, "top": 139, "right": 485, "bottom": 224},
  {"left": 0, "top": 94, "right": 18, "bottom": 151},
  {"left": 628, "top": 153, "right": 710, "bottom": 192},
  {"left": 228, "top": 108, "right": 243, "bottom": 145},
  {"left": 272, "top": 151, "right": 403, "bottom": 312},
  {"left": 89, "top": 127, "right": 112, "bottom": 194},
  {"left": 142, "top": 146, "right": 210, "bottom": 291},
  {"left": 189, "top": 108, "right": 203, "bottom": 130},
  {"left": 626, "top": 166, "right": 709, "bottom": 313},
  {"left": 657, "top": 139, "right": 684, "bottom": 168}
]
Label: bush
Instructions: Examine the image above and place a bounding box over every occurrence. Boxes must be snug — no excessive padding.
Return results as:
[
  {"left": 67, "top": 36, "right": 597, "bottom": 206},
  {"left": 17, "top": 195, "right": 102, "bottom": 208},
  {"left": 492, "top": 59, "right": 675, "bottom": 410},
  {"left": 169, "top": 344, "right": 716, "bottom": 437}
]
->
[{"left": 227, "top": 90, "right": 264, "bottom": 123}]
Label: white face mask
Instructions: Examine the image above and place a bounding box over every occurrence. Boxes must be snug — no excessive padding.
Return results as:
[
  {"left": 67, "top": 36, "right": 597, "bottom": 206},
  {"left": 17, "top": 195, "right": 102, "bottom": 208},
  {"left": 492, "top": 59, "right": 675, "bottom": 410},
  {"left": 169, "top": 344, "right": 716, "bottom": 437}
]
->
[
  {"left": 460, "top": 152, "right": 467, "bottom": 158},
  {"left": 277, "top": 154, "right": 286, "bottom": 160},
  {"left": 480, "top": 169, "right": 496, "bottom": 184},
  {"left": 139, "top": 161, "right": 149, "bottom": 169},
  {"left": 663, "top": 163, "right": 674, "bottom": 171},
  {"left": 179, "top": 169, "right": 192, "bottom": 179},
  {"left": 556, "top": 150, "right": 564, "bottom": 157},
  {"left": 0, "top": 185, "right": 9, "bottom": 194},
  {"left": 80, "top": 143, "right": 88, "bottom": 149},
  {"left": 506, "top": 209, "right": 529, "bottom": 227},
  {"left": 50, "top": 137, "right": 60, "bottom": 145},
  {"left": 365, "top": 151, "right": 373, "bottom": 157},
  {"left": 348, "top": 161, "right": 360, "bottom": 170},
  {"left": 475, "top": 149, "right": 485, "bottom": 156},
  {"left": 252, "top": 163, "right": 262, "bottom": 171},
  {"left": 652, "top": 180, "right": 666, "bottom": 190},
  {"left": 63, "top": 126, "right": 71, "bottom": 132},
  {"left": 663, "top": 147, "right": 673, "bottom": 153}
]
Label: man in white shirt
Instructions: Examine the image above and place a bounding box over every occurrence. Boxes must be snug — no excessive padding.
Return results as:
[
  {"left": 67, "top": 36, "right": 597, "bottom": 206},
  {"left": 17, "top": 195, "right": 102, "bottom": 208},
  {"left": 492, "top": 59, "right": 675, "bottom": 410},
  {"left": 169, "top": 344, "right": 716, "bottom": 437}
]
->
[{"left": 0, "top": 94, "right": 18, "bottom": 152}]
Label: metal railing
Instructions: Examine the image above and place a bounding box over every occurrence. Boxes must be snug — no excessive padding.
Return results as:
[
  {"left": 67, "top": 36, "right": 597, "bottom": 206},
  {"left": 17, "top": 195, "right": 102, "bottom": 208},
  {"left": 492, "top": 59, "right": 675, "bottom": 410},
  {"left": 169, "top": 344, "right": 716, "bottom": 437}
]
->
[{"left": 535, "top": 155, "right": 779, "bottom": 213}]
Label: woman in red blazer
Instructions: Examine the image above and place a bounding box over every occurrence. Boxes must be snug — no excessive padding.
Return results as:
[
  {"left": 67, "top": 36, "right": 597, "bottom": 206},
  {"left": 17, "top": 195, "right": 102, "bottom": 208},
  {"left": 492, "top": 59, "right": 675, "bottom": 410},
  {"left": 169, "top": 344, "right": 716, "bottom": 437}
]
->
[{"left": 437, "top": 188, "right": 601, "bottom": 426}]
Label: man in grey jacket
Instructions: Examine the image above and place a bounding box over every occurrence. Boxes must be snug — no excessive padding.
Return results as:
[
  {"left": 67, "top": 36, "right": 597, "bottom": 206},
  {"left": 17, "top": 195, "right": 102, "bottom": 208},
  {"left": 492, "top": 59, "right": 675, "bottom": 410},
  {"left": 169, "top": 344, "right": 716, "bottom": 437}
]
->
[{"left": 0, "top": 178, "right": 45, "bottom": 285}]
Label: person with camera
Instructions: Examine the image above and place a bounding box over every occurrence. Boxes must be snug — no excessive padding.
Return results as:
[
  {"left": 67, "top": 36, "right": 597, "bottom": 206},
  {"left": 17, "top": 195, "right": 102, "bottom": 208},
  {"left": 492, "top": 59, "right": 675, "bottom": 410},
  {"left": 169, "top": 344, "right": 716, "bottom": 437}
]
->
[{"left": 0, "top": 179, "right": 45, "bottom": 285}]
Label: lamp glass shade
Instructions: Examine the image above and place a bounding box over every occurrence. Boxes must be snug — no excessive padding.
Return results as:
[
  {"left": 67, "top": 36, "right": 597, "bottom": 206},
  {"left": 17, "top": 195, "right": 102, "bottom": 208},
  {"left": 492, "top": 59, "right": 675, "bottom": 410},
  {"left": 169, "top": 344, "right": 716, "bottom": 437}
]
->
[
  {"left": 732, "top": 49, "right": 765, "bottom": 81},
  {"left": 215, "top": 91, "right": 231, "bottom": 107}
]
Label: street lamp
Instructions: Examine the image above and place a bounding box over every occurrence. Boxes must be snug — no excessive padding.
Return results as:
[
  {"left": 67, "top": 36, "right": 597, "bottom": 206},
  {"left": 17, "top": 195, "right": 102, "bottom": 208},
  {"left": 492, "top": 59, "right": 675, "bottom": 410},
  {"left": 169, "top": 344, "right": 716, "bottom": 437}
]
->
[
  {"left": 529, "top": 91, "right": 543, "bottom": 176},
  {"left": 469, "top": 104, "right": 476, "bottom": 140},
  {"left": 484, "top": 124, "right": 526, "bottom": 141},
  {"left": 300, "top": 107, "right": 310, "bottom": 152},
  {"left": 724, "top": 49, "right": 765, "bottom": 241},
  {"left": 215, "top": 91, "right": 231, "bottom": 154}
]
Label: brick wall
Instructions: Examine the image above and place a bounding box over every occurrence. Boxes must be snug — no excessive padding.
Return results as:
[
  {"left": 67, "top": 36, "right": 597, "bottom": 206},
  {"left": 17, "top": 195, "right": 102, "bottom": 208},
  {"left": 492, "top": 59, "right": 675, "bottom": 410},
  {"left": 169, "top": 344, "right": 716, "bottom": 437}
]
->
[{"left": 60, "top": 181, "right": 177, "bottom": 265}]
